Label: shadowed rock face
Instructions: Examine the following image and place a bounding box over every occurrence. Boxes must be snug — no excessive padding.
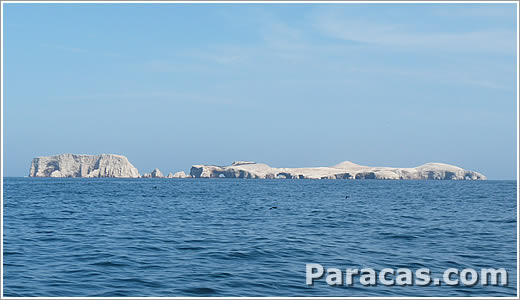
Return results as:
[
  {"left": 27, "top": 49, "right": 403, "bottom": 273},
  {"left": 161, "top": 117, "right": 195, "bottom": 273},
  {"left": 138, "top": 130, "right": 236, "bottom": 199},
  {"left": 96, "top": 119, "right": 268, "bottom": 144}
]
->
[
  {"left": 142, "top": 168, "right": 164, "bottom": 178},
  {"left": 189, "top": 161, "right": 486, "bottom": 180},
  {"left": 151, "top": 168, "right": 163, "bottom": 178},
  {"left": 29, "top": 154, "right": 140, "bottom": 178}
]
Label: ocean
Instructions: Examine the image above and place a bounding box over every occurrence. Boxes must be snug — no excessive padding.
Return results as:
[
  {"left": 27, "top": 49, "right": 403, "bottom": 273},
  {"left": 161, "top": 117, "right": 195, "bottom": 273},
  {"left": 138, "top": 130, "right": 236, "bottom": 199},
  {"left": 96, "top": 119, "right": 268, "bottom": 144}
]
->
[{"left": 2, "top": 178, "right": 517, "bottom": 297}]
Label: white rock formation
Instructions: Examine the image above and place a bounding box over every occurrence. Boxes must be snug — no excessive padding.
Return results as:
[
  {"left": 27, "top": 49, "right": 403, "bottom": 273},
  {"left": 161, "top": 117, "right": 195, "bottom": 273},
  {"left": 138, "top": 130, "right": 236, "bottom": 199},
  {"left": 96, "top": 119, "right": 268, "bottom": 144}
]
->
[
  {"left": 190, "top": 161, "right": 486, "bottom": 180},
  {"left": 29, "top": 154, "right": 140, "bottom": 178},
  {"left": 171, "top": 171, "right": 189, "bottom": 178},
  {"left": 28, "top": 155, "right": 486, "bottom": 180},
  {"left": 141, "top": 168, "right": 164, "bottom": 178},
  {"left": 151, "top": 168, "right": 164, "bottom": 178},
  {"left": 166, "top": 172, "right": 175, "bottom": 178}
]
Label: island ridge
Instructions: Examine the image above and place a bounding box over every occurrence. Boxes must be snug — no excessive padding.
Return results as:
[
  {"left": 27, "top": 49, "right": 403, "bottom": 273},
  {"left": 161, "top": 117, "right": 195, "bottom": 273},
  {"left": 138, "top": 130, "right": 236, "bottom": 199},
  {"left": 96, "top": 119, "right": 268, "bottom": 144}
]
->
[{"left": 28, "top": 154, "right": 487, "bottom": 180}]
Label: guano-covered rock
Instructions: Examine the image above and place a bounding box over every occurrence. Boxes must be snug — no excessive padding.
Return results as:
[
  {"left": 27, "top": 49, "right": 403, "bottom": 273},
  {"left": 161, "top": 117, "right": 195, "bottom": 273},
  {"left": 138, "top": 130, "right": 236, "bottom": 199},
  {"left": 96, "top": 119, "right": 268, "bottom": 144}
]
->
[{"left": 29, "top": 154, "right": 140, "bottom": 178}]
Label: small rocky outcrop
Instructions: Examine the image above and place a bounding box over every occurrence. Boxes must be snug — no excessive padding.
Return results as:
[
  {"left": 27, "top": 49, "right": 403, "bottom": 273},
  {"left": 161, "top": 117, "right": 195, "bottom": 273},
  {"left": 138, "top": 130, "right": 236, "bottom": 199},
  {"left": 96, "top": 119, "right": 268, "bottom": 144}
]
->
[
  {"left": 29, "top": 154, "right": 140, "bottom": 178},
  {"left": 151, "top": 168, "right": 164, "bottom": 178},
  {"left": 171, "top": 171, "right": 188, "bottom": 178},
  {"left": 142, "top": 168, "right": 164, "bottom": 178}
]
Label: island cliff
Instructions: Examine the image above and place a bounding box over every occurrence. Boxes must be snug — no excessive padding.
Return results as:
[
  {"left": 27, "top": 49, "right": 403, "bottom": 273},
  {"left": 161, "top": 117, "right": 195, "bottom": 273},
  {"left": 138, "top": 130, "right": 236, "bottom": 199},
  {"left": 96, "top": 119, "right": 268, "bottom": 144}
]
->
[
  {"left": 28, "top": 154, "right": 487, "bottom": 180},
  {"left": 190, "top": 161, "right": 486, "bottom": 180},
  {"left": 29, "top": 154, "right": 140, "bottom": 178}
]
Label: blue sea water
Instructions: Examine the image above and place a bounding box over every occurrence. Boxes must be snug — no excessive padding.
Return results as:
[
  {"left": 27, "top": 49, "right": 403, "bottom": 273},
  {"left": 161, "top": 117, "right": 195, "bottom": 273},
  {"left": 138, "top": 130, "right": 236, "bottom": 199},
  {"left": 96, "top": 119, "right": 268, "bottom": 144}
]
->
[{"left": 2, "top": 178, "right": 518, "bottom": 297}]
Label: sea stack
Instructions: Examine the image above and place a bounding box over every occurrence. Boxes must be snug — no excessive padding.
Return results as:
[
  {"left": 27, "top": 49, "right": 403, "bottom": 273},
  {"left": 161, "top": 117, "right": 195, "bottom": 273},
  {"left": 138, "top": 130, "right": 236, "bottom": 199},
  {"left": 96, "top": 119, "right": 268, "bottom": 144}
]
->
[
  {"left": 29, "top": 154, "right": 140, "bottom": 178},
  {"left": 151, "top": 168, "right": 164, "bottom": 178},
  {"left": 142, "top": 168, "right": 164, "bottom": 178}
]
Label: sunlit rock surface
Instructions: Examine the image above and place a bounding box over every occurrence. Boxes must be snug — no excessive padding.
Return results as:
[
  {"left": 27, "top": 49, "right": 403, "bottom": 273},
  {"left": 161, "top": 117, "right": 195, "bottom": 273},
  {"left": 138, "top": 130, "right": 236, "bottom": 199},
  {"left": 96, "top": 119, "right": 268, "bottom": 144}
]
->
[
  {"left": 29, "top": 154, "right": 140, "bottom": 178},
  {"left": 189, "top": 161, "right": 486, "bottom": 180},
  {"left": 171, "top": 171, "right": 189, "bottom": 178},
  {"left": 28, "top": 155, "right": 487, "bottom": 180},
  {"left": 151, "top": 168, "right": 164, "bottom": 178}
]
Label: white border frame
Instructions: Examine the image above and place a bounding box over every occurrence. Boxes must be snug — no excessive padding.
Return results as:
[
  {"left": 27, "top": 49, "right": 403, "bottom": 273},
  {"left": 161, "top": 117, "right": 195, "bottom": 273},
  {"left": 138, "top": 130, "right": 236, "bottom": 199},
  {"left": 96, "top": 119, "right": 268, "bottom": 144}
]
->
[{"left": 0, "top": 1, "right": 518, "bottom": 299}]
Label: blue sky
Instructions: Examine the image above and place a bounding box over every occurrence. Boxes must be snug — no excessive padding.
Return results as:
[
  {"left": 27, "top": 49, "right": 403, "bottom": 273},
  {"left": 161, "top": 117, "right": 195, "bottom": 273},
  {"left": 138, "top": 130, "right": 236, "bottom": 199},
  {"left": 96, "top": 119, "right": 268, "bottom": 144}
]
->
[{"left": 3, "top": 3, "right": 518, "bottom": 179}]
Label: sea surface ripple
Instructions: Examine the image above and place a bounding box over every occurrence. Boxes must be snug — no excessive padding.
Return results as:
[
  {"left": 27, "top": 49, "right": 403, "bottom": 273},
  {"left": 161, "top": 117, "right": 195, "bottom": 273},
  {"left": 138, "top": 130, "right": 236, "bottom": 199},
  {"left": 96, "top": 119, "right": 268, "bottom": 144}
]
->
[{"left": 3, "top": 178, "right": 517, "bottom": 297}]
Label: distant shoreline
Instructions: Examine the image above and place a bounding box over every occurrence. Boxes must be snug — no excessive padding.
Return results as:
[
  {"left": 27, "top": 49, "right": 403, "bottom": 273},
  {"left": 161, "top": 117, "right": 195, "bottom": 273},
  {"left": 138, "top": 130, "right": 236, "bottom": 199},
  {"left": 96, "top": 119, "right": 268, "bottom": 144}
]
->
[
  {"left": 26, "top": 153, "right": 487, "bottom": 180},
  {"left": 6, "top": 177, "right": 516, "bottom": 181}
]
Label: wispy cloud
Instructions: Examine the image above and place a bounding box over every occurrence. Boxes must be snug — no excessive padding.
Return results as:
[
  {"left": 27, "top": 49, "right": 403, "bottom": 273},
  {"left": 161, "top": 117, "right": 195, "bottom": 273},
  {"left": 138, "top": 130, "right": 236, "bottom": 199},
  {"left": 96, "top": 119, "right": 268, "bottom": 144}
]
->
[
  {"left": 432, "top": 4, "right": 516, "bottom": 18},
  {"left": 139, "top": 59, "right": 212, "bottom": 73},
  {"left": 134, "top": 8, "right": 514, "bottom": 95},
  {"left": 40, "top": 43, "right": 132, "bottom": 59},
  {"left": 313, "top": 13, "right": 516, "bottom": 54},
  {"left": 261, "top": 20, "right": 304, "bottom": 47},
  {"left": 188, "top": 49, "right": 248, "bottom": 65},
  {"left": 337, "top": 63, "right": 514, "bottom": 91},
  {"left": 462, "top": 79, "right": 511, "bottom": 90},
  {"left": 41, "top": 43, "right": 87, "bottom": 54},
  {"left": 61, "top": 90, "right": 235, "bottom": 105}
]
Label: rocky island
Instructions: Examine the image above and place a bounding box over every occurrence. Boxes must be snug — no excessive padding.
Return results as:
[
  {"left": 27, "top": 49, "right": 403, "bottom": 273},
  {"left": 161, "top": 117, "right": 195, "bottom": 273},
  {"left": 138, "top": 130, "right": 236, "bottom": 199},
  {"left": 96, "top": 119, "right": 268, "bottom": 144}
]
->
[
  {"left": 29, "top": 154, "right": 140, "bottom": 178},
  {"left": 28, "top": 154, "right": 486, "bottom": 180},
  {"left": 190, "top": 161, "right": 487, "bottom": 180}
]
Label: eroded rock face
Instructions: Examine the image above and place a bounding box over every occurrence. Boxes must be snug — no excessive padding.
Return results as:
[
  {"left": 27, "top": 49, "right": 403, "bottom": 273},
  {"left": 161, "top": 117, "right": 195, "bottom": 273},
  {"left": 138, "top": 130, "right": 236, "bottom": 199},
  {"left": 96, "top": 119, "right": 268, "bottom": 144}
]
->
[
  {"left": 151, "top": 168, "right": 164, "bottom": 178},
  {"left": 29, "top": 154, "right": 140, "bottom": 178},
  {"left": 171, "top": 171, "right": 188, "bottom": 178},
  {"left": 28, "top": 155, "right": 487, "bottom": 180},
  {"left": 189, "top": 161, "right": 486, "bottom": 180},
  {"left": 141, "top": 168, "right": 164, "bottom": 178}
]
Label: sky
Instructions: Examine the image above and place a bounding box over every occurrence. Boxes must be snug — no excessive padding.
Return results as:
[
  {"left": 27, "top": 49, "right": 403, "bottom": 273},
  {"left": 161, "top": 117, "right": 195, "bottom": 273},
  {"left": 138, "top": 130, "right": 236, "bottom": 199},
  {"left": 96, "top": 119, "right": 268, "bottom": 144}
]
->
[{"left": 2, "top": 2, "right": 518, "bottom": 179}]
